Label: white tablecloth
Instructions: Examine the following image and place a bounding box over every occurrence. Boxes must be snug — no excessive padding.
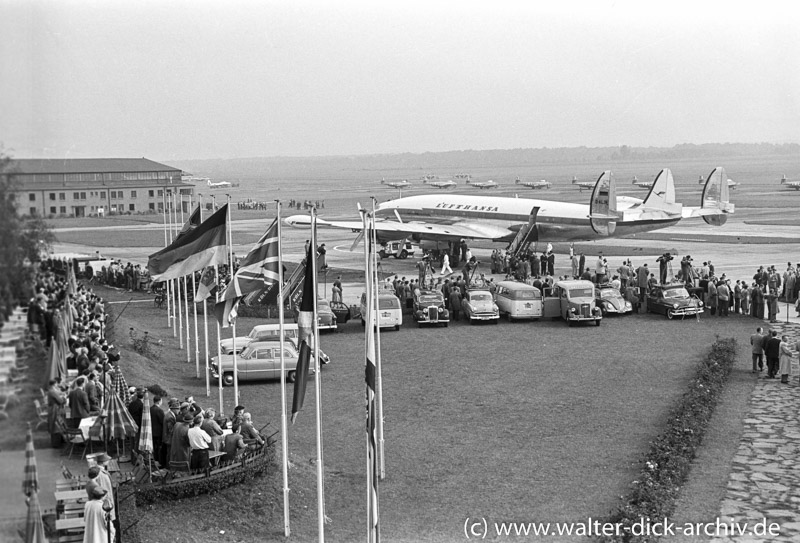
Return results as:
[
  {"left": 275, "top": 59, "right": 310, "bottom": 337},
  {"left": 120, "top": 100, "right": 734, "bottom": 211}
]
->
[{"left": 78, "top": 416, "right": 98, "bottom": 440}]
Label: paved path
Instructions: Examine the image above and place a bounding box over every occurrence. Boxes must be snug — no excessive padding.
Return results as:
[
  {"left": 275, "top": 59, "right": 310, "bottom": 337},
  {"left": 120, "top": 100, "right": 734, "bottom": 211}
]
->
[{"left": 711, "top": 321, "right": 800, "bottom": 542}]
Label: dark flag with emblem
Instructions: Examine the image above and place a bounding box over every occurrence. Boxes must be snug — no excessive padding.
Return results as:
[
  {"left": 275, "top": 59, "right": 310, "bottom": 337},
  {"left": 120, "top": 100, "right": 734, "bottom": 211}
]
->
[{"left": 291, "top": 241, "right": 316, "bottom": 423}]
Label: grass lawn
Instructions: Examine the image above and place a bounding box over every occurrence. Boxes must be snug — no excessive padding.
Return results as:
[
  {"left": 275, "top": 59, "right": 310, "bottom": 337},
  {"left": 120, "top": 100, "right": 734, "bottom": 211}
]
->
[{"left": 61, "top": 283, "right": 755, "bottom": 543}]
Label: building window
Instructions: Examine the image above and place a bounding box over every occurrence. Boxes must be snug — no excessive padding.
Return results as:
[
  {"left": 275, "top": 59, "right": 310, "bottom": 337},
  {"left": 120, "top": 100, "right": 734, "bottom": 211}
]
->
[
  {"left": 149, "top": 202, "right": 155, "bottom": 210},
  {"left": 30, "top": 207, "right": 37, "bottom": 215},
  {"left": 80, "top": 192, "right": 86, "bottom": 200},
  {"left": 148, "top": 190, "right": 154, "bottom": 197},
  {"left": 59, "top": 192, "right": 65, "bottom": 200},
  {"left": 60, "top": 206, "right": 66, "bottom": 214},
  {"left": 73, "top": 192, "right": 80, "bottom": 199},
  {"left": 157, "top": 202, "right": 164, "bottom": 211},
  {"left": 110, "top": 191, "right": 116, "bottom": 199},
  {"left": 50, "top": 207, "right": 56, "bottom": 215},
  {"left": 49, "top": 193, "right": 56, "bottom": 201},
  {"left": 129, "top": 204, "right": 135, "bottom": 211},
  {"left": 157, "top": 189, "right": 163, "bottom": 196},
  {"left": 29, "top": 193, "right": 36, "bottom": 201},
  {"left": 100, "top": 191, "right": 106, "bottom": 199},
  {"left": 131, "top": 190, "right": 137, "bottom": 198}
]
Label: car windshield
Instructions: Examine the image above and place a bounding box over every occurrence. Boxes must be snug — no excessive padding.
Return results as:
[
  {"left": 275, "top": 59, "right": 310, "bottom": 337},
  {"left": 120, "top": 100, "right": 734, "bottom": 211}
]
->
[
  {"left": 378, "top": 297, "right": 399, "bottom": 309},
  {"left": 240, "top": 346, "right": 256, "bottom": 357},
  {"left": 419, "top": 295, "right": 441, "bottom": 304},
  {"left": 247, "top": 329, "right": 260, "bottom": 339},
  {"left": 569, "top": 288, "right": 594, "bottom": 298},
  {"left": 470, "top": 293, "right": 492, "bottom": 302},
  {"left": 600, "top": 289, "right": 618, "bottom": 299},
  {"left": 317, "top": 300, "right": 330, "bottom": 311},
  {"left": 664, "top": 288, "right": 690, "bottom": 299}
]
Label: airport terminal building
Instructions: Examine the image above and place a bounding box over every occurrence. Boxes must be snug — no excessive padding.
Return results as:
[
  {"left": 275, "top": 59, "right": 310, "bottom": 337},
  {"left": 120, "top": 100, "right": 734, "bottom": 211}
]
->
[{"left": 2, "top": 158, "right": 194, "bottom": 218}]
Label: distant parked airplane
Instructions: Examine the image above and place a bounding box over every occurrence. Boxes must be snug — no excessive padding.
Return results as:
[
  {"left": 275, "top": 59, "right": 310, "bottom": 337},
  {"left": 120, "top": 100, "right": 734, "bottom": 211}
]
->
[
  {"left": 207, "top": 180, "right": 232, "bottom": 188},
  {"left": 631, "top": 176, "right": 654, "bottom": 189},
  {"left": 381, "top": 178, "right": 412, "bottom": 189},
  {"left": 467, "top": 178, "right": 499, "bottom": 189},
  {"left": 781, "top": 174, "right": 800, "bottom": 190},
  {"left": 515, "top": 177, "right": 551, "bottom": 190},
  {"left": 423, "top": 178, "right": 457, "bottom": 189},
  {"left": 699, "top": 174, "right": 738, "bottom": 190},
  {"left": 571, "top": 176, "right": 596, "bottom": 192}
]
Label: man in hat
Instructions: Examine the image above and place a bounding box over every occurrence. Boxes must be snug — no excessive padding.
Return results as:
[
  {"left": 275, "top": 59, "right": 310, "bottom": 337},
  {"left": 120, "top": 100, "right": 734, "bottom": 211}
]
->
[
  {"left": 128, "top": 387, "right": 145, "bottom": 452},
  {"left": 161, "top": 398, "right": 179, "bottom": 467},
  {"left": 83, "top": 484, "right": 115, "bottom": 543},
  {"left": 318, "top": 243, "right": 327, "bottom": 270},
  {"left": 169, "top": 413, "right": 193, "bottom": 468},
  {"left": 150, "top": 396, "right": 165, "bottom": 459},
  {"left": 93, "top": 453, "right": 115, "bottom": 519}
]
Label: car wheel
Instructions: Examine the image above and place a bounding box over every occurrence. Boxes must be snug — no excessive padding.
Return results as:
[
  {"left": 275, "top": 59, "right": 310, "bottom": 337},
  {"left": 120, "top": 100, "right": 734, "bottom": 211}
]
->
[
  {"left": 567, "top": 320, "right": 573, "bottom": 327},
  {"left": 492, "top": 319, "right": 498, "bottom": 325},
  {"left": 508, "top": 314, "right": 514, "bottom": 322},
  {"left": 595, "top": 319, "right": 601, "bottom": 326},
  {"left": 443, "top": 322, "right": 448, "bottom": 327},
  {"left": 667, "top": 309, "right": 675, "bottom": 320},
  {"left": 286, "top": 370, "right": 296, "bottom": 383},
  {"left": 399, "top": 250, "right": 408, "bottom": 259},
  {"left": 394, "top": 325, "right": 400, "bottom": 331},
  {"left": 379, "top": 251, "right": 386, "bottom": 259},
  {"left": 222, "top": 373, "right": 234, "bottom": 387},
  {"left": 418, "top": 322, "right": 423, "bottom": 328}
]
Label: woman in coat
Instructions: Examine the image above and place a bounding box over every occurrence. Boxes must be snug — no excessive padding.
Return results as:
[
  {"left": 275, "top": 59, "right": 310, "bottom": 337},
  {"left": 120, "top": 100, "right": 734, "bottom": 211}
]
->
[
  {"left": 46, "top": 378, "right": 67, "bottom": 448},
  {"left": 779, "top": 335, "right": 794, "bottom": 384}
]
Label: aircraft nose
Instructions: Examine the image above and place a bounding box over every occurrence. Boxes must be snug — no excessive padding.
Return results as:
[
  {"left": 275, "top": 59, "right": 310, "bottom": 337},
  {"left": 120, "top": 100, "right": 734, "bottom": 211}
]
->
[{"left": 285, "top": 215, "right": 312, "bottom": 228}]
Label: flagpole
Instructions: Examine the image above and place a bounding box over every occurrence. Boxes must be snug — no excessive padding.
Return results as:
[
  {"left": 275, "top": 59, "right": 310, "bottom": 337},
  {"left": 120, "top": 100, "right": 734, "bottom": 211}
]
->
[
  {"left": 189, "top": 196, "right": 200, "bottom": 377},
  {"left": 162, "top": 189, "right": 171, "bottom": 329},
  {"left": 182, "top": 195, "right": 191, "bottom": 365},
  {"left": 174, "top": 193, "right": 184, "bottom": 348},
  {"left": 276, "top": 200, "right": 291, "bottom": 537},
  {"left": 371, "top": 198, "right": 386, "bottom": 481},
  {"left": 168, "top": 192, "right": 177, "bottom": 338},
  {"left": 199, "top": 195, "right": 210, "bottom": 397},
  {"left": 227, "top": 193, "right": 239, "bottom": 407},
  {"left": 215, "top": 264, "right": 223, "bottom": 413},
  {"left": 310, "top": 207, "right": 326, "bottom": 542},
  {"left": 360, "top": 208, "right": 372, "bottom": 543}
]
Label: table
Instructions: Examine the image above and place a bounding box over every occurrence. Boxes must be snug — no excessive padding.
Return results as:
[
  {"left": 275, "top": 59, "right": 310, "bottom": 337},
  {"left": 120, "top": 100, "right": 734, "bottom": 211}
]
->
[
  {"left": 55, "top": 489, "right": 87, "bottom": 503},
  {"left": 56, "top": 517, "right": 85, "bottom": 531},
  {"left": 209, "top": 450, "right": 226, "bottom": 466},
  {"left": 79, "top": 416, "right": 98, "bottom": 440}
]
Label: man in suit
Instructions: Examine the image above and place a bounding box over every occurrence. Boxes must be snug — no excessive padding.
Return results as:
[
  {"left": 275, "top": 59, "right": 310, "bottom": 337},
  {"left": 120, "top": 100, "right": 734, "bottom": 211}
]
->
[
  {"left": 239, "top": 412, "right": 265, "bottom": 447},
  {"left": 161, "top": 398, "right": 179, "bottom": 468},
  {"left": 764, "top": 330, "right": 782, "bottom": 379},
  {"left": 169, "top": 413, "right": 193, "bottom": 467},
  {"left": 127, "top": 387, "right": 145, "bottom": 452},
  {"left": 223, "top": 427, "right": 247, "bottom": 462},
  {"left": 750, "top": 327, "right": 766, "bottom": 373},
  {"left": 67, "top": 377, "right": 91, "bottom": 428},
  {"left": 150, "top": 396, "right": 165, "bottom": 461}
]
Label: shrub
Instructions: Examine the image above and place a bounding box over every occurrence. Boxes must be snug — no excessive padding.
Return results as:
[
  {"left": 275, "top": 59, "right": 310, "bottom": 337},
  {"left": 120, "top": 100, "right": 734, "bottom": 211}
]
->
[
  {"left": 146, "top": 384, "right": 169, "bottom": 398},
  {"left": 599, "top": 337, "right": 738, "bottom": 543}
]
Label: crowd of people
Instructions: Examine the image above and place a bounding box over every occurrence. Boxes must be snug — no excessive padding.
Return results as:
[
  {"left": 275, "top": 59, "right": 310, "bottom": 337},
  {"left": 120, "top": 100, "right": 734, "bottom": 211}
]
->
[{"left": 750, "top": 326, "right": 800, "bottom": 384}]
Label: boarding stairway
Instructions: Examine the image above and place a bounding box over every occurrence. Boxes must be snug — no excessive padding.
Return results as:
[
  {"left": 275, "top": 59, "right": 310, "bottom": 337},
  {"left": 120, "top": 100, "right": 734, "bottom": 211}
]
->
[
  {"left": 247, "top": 261, "right": 307, "bottom": 307},
  {"left": 505, "top": 208, "right": 539, "bottom": 259}
]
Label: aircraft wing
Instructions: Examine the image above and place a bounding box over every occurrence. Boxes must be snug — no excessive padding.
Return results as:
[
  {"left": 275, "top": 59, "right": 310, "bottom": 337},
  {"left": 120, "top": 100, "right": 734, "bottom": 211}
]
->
[{"left": 285, "top": 215, "right": 512, "bottom": 242}]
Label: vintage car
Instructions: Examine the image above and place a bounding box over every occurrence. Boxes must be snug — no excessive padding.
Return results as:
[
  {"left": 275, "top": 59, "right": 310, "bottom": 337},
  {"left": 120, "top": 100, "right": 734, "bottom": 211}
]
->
[
  {"left": 552, "top": 280, "right": 602, "bottom": 326},
  {"left": 494, "top": 281, "right": 542, "bottom": 321},
  {"left": 461, "top": 288, "right": 500, "bottom": 324},
  {"left": 595, "top": 284, "right": 633, "bottom": 316},
  {"left": 211, "top": 340, "right": 319, "bottom": 385},
  {"left": 219, "top": 323, "right": 298, "bottom": 354},
  {"left": 329, "top": 300, "right": 351, "bottom": 324},
  {"left": 314, "top": 298, "right": 337, "bottom": 331},
  {"left": 360, "top": 290, "right": 403, "bottom": 330},
  {"left": 412, "top": 289, "right": 450, "bottom": 327},
  {"left": 646, "top": 284, "right": 704, "bottom": 319},
  {"left": 378, "top": 240, "right": 416, "bottom": 259}
]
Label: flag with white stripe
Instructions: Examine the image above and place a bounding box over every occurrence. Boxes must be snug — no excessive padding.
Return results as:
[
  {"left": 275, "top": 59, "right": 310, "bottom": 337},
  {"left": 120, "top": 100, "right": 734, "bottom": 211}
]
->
[
  {"left": 215, "top": 219, "right": 280, "bottom": 326},
  {"left": 365, "top": 219, "right": 380, "bottom": 543}
]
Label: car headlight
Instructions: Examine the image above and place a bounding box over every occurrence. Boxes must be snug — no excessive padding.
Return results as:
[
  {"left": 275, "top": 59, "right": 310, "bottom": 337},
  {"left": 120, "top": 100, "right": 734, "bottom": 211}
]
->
[
  {"left": 493, "top": 305, "right": 498, "bottom": 312},
  {"left": 438, "top": 307, "right": 444, "bottom": 313},
  {"left": 699, "top": 301, "right": 704, "bottom": 307},
  {"left": 625, "top": 302, "right": 632, "bottom": 309},
  {"left": 673, "top": 303, "right": 679, "bottom": 309},
  {"left": 570, "top": 307, "right": 576, "bottom": 313}
]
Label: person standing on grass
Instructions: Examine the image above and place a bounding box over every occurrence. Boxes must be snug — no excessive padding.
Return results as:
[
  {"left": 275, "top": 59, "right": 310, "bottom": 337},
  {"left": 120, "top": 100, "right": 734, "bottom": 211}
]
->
[
  {"left": 750, "top": 327, "right": 766, "bottom": 373},
  {"left": 779, "top": 335, "right": 794, "bottom": 384},
  {"left": 717, "top": 280, "right": 729, "bottom": 317},
  {"left": 188, "top": 414, "right": 212, "bottom": 470},
  {"left": 765, "top": 330, "right": 782, "bottom": 379}
]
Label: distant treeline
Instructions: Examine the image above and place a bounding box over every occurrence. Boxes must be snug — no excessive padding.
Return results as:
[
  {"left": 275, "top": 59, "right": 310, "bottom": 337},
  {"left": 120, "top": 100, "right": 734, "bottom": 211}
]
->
[{"left": 173, "top": 142, "right": 800, "bottom": 177}]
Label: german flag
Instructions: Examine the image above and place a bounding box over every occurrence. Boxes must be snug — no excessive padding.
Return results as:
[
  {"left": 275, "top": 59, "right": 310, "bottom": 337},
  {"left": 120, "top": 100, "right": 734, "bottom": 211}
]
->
[{"left": 148, "top": 204, "right": 228, "bottom": 281}]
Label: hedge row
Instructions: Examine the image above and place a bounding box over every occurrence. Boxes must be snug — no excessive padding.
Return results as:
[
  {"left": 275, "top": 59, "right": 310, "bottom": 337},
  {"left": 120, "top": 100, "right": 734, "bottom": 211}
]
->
[{"left": 600, "top": 336, "right": 738, "bottom": 543}]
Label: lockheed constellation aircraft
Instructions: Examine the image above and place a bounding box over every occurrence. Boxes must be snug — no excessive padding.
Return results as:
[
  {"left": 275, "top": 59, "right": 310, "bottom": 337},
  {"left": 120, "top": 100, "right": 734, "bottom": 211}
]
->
[
  {"left": 380, "top": 178, "right": 412, "bottom": 189},
  {"left": 515, "top": 177, "right": 552, "bottom": 189},
  {"left": 781, "top": 175, "right": 800, "bottom": 190},
  {"left": 286, "top": 168, "right": 734, "bottom": 244},
  {"left": 422, "top": 178, "right": 458, "bottom": 189},
  {"left": 467, "top": 178, "right": 499, "bottom": 189}
]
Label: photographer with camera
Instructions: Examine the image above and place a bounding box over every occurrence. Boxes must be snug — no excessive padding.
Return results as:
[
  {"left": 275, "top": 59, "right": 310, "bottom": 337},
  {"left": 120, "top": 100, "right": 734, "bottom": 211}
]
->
[{"left": 656, "top": 252, "right": 674, "bottom": 284}]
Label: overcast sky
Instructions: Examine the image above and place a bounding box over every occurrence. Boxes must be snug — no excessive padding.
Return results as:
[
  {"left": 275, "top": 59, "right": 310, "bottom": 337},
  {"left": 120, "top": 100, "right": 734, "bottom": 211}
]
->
[{"left": 1, "top": 1, "right": 798, "bottom": 160}]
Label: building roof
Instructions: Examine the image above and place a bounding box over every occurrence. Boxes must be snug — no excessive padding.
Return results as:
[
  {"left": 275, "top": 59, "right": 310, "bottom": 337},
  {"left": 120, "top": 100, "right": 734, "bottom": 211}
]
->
[{"left": 6, "top": 158, "right": 182, "bottom": 174}]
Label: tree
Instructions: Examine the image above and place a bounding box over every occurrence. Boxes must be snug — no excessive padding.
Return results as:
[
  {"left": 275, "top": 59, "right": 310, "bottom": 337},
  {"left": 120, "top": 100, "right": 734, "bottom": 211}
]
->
[{"left": 0, "top": 147, "right": 54, "bottom": 313}]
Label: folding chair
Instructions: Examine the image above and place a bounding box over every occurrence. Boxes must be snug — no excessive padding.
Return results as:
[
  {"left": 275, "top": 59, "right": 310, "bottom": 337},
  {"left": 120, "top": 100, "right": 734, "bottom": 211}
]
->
[
  {"left": 33, "top": 399, "right": 49, "bottom": 430},
  {"left": 63, "top": 428, "right": 91, "bottom": 460}
]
